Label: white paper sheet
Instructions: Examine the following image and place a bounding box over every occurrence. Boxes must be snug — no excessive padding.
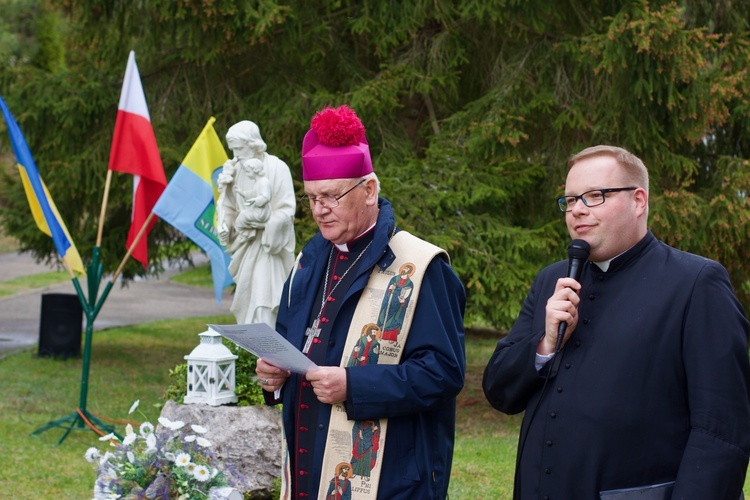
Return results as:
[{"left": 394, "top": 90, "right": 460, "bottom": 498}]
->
[{"left": 207, "top": 322, "right": 317, "bottom": 374}]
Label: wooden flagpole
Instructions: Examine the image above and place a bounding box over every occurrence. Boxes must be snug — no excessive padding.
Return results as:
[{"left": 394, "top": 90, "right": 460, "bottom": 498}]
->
[
  {"left": 112, "top": 211, "right": 155, "bottom": 284},
  {"left": 96, "top": 170, "right": 113, "bottom": 247}
]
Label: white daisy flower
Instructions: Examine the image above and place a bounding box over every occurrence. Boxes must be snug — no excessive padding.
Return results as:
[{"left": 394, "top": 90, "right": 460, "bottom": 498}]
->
[
  {"left": 84, "top": 447, "right": 100, "bottom": 463},
  {"left": 175, "top": 452, "right": 192, "bottom": 467},
  {"left": 196, "top": 437, "right": 212, "bottom": 448},
  {"left": 190, "top": 424, "right": 208, "bottom": 434},
  {"left": 128, "top": 400, "right": 140, "bottom": 414},
  {"left": 145, "top": 433, "right": 157, "bottom": 452},
  {"left": 184, "top": 435, "right": 196, "bottom": 443},
  {"left": 99, "top": 451, "right": 115, "bottom": 465},
  {"left": 139, "top": 421, "right": 154, "bottom": 437},
  {"left": 158, "top": 416, "right": 185, "bottom": 431},
  {"left": 211, "top": 467, "right": 219, "bottom": 478},
  {"left": 99, "top": 432, "right": 116, "bottom": 442},
  {"left": 122, "top": 433, "right": 137, "bottom": 447},
  {"left": 192, "top": 465, "right": 210, "bottom": 482},
  {"left": 164, "top": 452, "right": 176, "bottom": 462}
]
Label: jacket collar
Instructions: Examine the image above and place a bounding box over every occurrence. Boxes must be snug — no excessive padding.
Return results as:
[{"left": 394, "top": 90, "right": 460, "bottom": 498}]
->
[{"left": 591, "top": 231, "right": 656, "bottom": 274}]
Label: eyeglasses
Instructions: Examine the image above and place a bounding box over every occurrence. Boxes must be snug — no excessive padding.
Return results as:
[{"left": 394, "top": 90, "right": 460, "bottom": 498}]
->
[
  {"left": 557, "top": 187, "right": 637, "bottom": 212},
  {"left": 301, "top": 179, "right": 366, "bottom": 209}
]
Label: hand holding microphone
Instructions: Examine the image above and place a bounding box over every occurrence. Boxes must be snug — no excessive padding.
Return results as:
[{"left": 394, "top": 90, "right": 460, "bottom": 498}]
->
[{"left": 541, "top": 239, "right": 591, "bottom": 354}]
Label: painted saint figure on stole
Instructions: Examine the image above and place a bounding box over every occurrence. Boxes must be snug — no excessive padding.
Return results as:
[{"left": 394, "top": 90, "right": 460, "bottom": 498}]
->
[
  {"left": 326, "top": 462, "right": 353, "bottom": 500},
  {"left": 347, "top": 323, "right": 381, "bottom": 367},
  {"left": 351, "top": 419, "right": 380, "bottom": 477},
  {"left": 377, "top": 263, "right": 415, "bottom": 342}
]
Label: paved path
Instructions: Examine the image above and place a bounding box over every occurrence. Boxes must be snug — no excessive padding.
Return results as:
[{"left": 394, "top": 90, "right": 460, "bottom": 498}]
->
[{"left": 0, "top": 252, "right": 233, "bottom": 358}]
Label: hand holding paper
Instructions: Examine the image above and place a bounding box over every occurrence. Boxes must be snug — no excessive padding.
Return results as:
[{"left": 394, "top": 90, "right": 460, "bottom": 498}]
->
[{"left": 207, "top": 322, "right": 317, "bottom": 374}]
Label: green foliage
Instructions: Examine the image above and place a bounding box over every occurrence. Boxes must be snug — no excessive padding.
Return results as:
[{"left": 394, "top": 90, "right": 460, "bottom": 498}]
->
[
  {"left": 229, "top": 342, "right": 266, "bottom": 407},
  {"left": 1, "top": 0, "right": 749, "bottom": 330}
]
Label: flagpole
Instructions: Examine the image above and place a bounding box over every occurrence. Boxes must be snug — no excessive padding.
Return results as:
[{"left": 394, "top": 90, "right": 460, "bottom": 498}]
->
[
  {"left": 112, "top": 211, "right": 155, "bottom": 283},
  {"left": 96, "top": 170, "right": 113, "bottom": 247},
  {"left": 33, "top": 248, "right": 120, "bottom": 444}
]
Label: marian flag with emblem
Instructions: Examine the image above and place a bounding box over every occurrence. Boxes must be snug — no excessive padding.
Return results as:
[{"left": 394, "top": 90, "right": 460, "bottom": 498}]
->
[
  {"left": 0, "top": 96, "right": 85, "bottom": 274},
  {"left": 152, "top": 117, "right": 233, "bottom": 303}
]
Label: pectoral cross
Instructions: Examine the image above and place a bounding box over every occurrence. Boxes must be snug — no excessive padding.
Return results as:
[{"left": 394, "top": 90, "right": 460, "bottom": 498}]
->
[{"left": 303, "top": 318, "right": 322, "bottom": 354}]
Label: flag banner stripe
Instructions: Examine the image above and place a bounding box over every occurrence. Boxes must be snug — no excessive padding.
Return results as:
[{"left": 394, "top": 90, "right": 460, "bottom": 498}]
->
[
  {"left": 0, "top": 96, "right": 84, "bottom": 273},
  {"left": 117, "top": 51, "right": 151, "bottom": 119},
  {"left": 108, "top": 109, "right": 166, "bottom": 183},
  {"left": 153, "top": 165, "right": 233, "bottom": 302},
  {"left": 182, "top": 117, "right": 226, "bottom": 180},
  {"left": 127, "top": 176, "right": 163, "bottom": 265}
]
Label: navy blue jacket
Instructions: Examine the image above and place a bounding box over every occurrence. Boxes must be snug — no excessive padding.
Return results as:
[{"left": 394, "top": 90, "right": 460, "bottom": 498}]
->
[
  {"left": 483, "top": 232, "right": 750, "bottom": 499},
  {"left": 272, "top": 198, "right": 466, "bottom": 498}
]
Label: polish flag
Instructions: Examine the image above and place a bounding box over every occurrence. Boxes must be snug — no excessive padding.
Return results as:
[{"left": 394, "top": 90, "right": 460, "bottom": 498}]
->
[{"left": 108, "top": 50, "right": 166, "bottom": 268}]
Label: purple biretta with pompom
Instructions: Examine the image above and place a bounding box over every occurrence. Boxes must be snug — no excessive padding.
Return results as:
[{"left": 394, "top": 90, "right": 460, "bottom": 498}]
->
[{"left": 301, "top": 105, "right": 373, "bottom": 180}]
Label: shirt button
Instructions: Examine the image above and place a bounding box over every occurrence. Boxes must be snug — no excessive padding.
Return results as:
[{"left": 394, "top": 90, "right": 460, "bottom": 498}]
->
[
  {"left": 564, "top": 363, "right": 571, "bottom": 369},
  {"left": 582, "top": 319, "right": 589, "bottom": 324},
  {"left": 329, "top": 340, "right": 335, "bottom": 346},
  {"left": 556, "top": 387, "right": 563, "bottom": 393},
  {"left": 550, "top": 412, "right": 557, "bottom": 418},
  {"left": 588, "top": 294, "right": 595, "bottom": 300},
  {"left": 318, "top": 424, "right": 325, "bottom": 430},
  {"left": 546, "top": 440, "right": 553, "bottom": 447},
  {"left": 544, "top": 468, "right": 551, "bottom": 474},
  {"left": 575, "top": 340, "right": 581, "bottom": 347}
]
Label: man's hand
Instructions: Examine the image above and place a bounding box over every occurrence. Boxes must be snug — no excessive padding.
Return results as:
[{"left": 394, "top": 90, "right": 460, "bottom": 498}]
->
[
  {"left": 306, "top": 367, "right": 347, "bottom": 405},
  {"left": 256, "top": 358, "right": 291, "bottom": 392},
  {"left": 540, "top": 277, "right": 582, "bottom": 355}
]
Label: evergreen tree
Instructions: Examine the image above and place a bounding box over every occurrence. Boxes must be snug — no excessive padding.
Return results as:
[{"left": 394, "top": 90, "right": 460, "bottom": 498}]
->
[{"left": 1, "top": 0, "right": 748, "bottom": 329}]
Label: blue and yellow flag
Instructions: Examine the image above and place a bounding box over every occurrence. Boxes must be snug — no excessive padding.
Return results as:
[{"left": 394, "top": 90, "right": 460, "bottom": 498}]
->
[
  {"left": 0, "top": 96, "right": 84, "bottom": 274},
  {"left": 153, "top": 117, "right": 233, "bottom": 303}
]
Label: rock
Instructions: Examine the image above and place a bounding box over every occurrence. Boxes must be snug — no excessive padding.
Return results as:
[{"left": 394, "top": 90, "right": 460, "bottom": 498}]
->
[{"left": 159, "top": 400, "right": 282, "bottom": 498}]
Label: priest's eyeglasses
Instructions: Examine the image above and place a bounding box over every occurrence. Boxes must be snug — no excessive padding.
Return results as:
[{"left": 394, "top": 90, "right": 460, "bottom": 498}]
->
[
  {"left": 302, "top": 179, "right": 366, "bottom": 209},
  {"left": 557, "top": 187, "right": 637, "bottom": 212}
]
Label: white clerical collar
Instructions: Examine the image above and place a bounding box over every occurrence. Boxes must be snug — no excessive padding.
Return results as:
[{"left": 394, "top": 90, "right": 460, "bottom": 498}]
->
[
  {"left": 334, "top": 222, "right": 378, "bottom": 253},
  {"left": 592, "top": 260, "right": 612, "bottom": 272},
  {"left": 592, "top": 245, "right": 635, "bottom": 272}
]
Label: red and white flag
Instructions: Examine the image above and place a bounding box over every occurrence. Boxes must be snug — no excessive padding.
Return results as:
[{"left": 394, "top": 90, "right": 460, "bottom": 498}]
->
[{"left": 108, "top": 50, "right": 166, "bottom": 268}]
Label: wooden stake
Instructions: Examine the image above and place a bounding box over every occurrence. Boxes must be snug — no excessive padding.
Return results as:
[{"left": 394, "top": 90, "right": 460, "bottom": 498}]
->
[
  {"left": 112, "top": 211, "right": 156, "bottom": 283},
  {"left": 96, "top": 170, "right": 113, "bottom": 247}
]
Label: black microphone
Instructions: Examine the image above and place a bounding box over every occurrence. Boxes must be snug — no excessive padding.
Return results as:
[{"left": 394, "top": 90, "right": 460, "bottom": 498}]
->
[{"left": 555, "top": 239, "right": 591, "bottom": 352}]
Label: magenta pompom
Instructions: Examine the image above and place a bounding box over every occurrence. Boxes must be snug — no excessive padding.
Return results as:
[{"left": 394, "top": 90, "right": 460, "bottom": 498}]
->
[{"left": 310, "top": 105, "right": 366, "bottom": 147}]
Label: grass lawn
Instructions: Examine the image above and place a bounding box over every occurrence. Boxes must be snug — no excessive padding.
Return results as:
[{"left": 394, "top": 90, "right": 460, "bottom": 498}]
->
[
  {"left": 0, "top": 315, "right": 236, "bottom": 498},
  {"left": 0, "top": 314, "right": 517, "bottom": 498},
  {"left": 0, "top": 271, "right": 70, "bottom": 297}
]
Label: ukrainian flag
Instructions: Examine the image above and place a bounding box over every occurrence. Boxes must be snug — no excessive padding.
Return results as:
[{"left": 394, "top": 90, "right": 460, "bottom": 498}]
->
[
  {"left": 0, "top": 96, "right": 84, "bottom": 274},
  {"left": 153, "top": 117, "right": 233, "bottom": 303}
]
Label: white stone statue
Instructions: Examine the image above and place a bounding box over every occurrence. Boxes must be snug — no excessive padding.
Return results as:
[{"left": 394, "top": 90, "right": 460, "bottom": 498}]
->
[{"left": 217, "top": 121, "right": 296, "bottom": 327}]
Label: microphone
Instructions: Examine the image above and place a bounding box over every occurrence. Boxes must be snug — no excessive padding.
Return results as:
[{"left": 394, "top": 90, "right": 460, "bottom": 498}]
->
[{"left": 555, "top": 239, "right": 591, "bottom": 352}]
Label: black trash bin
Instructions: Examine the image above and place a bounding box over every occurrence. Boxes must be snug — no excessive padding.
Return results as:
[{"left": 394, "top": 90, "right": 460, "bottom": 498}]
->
[{"left": 38, "top": 293, "right": 83, "bottom": 359}]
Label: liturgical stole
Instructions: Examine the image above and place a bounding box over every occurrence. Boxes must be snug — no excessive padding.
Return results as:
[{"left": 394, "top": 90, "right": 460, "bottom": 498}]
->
[{"left": 312, "top": 231, "right": 447, "bottom": 499}]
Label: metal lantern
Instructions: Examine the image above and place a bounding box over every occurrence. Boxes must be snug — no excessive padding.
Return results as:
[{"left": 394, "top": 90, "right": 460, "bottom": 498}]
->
[{"left": 184, "top": 330, "right": 238, "bottom": 406}]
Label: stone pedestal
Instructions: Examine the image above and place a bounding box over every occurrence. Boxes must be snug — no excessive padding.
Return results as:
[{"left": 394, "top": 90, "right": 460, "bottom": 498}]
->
[{"left": 160, "top": 400, "right": 282, "bottom": 498}]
